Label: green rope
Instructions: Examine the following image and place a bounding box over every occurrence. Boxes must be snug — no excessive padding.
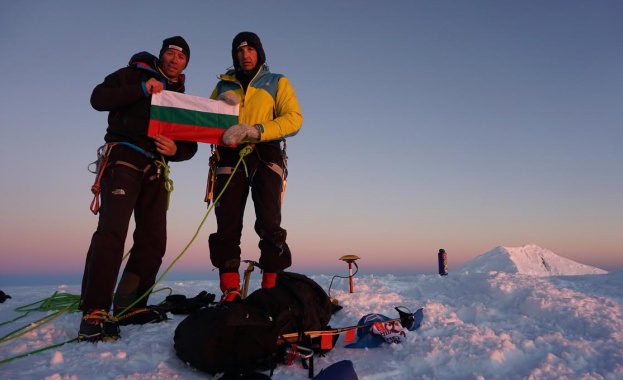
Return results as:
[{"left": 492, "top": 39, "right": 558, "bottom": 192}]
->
[
  {"left": 239, "top": 145, "right": 252, "bottom": 177},
  {"left": 116, "top": 145, "right": 252, "bottom": 316},
  {"left": 0, "top": 291, "right": 80, "bottom": 326},
  {"left": 0, "top": 145, "right": 253, "bottom": 364},
  {"left": 151, "top": 286, "right": 173, "bottom": 298},
  {"left": 14, "top": 292, "right": 80, "bottom": 314},
  {"left": 0, "top": 292, "right": 80, "bottom": 343},
  {"left": 155, "top": 155, "right": 173, "bottom": 209},
  {"left": 0, "top": 338, "right": 78, "bottom": 365}
]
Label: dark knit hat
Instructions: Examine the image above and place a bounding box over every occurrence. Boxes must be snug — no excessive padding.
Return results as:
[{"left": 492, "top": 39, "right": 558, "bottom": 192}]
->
[
  {"left": 231, "top": 31, "right": 266, "bottom": 72},
  {"left": 160, "top": 36, "right": 190, "bottom": 66}
]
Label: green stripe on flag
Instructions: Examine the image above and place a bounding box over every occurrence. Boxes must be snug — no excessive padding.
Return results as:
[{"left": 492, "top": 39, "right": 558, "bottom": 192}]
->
[{"left": 151, "top": 105, "right": 238, "bottom": 130}]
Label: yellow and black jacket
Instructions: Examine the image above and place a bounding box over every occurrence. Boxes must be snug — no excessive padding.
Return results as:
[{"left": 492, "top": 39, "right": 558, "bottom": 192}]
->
[{"left": 210, "top": 65, "right": 303, "bottom": 142}]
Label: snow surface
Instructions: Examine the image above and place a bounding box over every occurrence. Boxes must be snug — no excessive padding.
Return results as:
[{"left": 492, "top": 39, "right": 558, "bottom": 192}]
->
[{"left": 1, "top": 245, "right": 622, "bottom": 380}]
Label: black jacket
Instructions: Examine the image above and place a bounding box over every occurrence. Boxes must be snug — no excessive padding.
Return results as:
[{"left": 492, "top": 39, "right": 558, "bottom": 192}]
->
[{"left": 90, "top": 51, "right": 197, "bottom": 162}]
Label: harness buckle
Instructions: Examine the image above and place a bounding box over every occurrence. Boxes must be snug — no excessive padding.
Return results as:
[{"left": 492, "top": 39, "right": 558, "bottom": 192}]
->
[{"left": 205, "top": 145, "right": 219, "bottom": 205}]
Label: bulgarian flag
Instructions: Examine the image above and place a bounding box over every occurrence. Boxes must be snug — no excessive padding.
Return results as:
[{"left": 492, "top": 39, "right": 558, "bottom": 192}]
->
[{"left": 148, "top": 90, "right": 239, "bottom": 146}]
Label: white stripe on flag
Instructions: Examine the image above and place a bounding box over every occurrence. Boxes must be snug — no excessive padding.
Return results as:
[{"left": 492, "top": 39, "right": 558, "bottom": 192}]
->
[{"left": 151, "top": 91, "right": 238, "bottom": 116}]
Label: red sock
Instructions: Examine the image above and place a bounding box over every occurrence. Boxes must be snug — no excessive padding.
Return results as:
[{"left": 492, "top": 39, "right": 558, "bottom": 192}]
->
[
  {"left": 219, "top": 272, "right": 240, "bottom": 292},
  {"left": 261, "top": 272, "right": 277, "bottom": 289}
]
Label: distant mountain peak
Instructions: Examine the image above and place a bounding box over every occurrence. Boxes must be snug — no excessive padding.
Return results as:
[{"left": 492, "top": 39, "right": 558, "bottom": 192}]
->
[{"left": 458, "top": 244, "right": 607, "bottom": 276}]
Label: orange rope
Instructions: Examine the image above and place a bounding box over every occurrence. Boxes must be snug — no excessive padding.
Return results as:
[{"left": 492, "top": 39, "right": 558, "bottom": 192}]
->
[{"left": 89, "top": 144, "right": 116, "bottom": 214}]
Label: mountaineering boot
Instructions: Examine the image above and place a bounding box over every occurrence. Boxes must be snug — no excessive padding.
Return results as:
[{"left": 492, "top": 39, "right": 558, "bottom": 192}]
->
[
  {"left": 219, "top": 272, "right": 241, "bottom": 303},
  {"left": 78, "top": 309, "right": 120, "bottom": 342},
  {"left": 114, "top": 306, "right": 169, "bottom": 326},
  {"left": 261, "top": 272, "right": 277, "bottom": 289}
]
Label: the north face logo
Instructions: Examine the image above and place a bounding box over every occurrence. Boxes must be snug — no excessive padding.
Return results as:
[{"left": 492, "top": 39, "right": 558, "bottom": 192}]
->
[{"left": 112, "top": 189, "right": 126, "bottom": 195}]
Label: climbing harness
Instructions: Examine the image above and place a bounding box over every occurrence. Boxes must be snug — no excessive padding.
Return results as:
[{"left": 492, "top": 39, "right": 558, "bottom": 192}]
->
[
  {"left": 204, "top": 140, "right": 288, "bottom": 206},
  {"left": 88, "top": 142, "right": 173, "bottom": 214},
  {"left": 205, "top": 143, "right": 252, "bottom": 205},
  {"left": 88, "top": 144, "right": 114, "bottom": 214}
]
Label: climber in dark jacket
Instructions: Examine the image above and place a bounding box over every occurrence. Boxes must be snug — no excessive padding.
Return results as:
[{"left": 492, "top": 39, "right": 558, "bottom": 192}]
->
[{"left": 79, "top": 36, "right": 197, "bottom": 342}]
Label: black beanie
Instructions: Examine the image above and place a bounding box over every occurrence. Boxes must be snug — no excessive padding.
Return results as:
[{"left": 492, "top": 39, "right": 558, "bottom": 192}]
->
[
  {"left": 231, "top": 31, "right": 266, "bottom": 72},
  {"left": 160, "top": 36, "right": 190, "bottom": 66}
]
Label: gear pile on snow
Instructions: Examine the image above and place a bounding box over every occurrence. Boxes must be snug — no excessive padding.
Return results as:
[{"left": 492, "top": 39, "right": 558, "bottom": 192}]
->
[
  {"left": 345, "top": 308, "right": 424, "bottom": 349},
  {"left": 174, "top": 272, "right": 336, "bottom": 377}
]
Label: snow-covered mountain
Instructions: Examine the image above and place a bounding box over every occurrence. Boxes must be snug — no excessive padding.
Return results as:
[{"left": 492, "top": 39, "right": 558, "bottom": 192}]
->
[{"left": 457, "top": 244, "right": 608, "bottom": 276}]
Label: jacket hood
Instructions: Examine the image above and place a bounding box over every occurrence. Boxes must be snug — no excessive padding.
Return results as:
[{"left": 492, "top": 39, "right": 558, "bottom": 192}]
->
[
  {"left": 128, "top": 51, "right": 185, "bottom": 88},
  {"left": 128, "top": 51, "right": 158, "bottom": 70},
  {"left": 231, "top": 32, "right": 266, "bottom": 73}
]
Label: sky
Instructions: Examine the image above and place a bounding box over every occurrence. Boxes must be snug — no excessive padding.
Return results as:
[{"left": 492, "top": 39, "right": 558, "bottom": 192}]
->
[
  {"left": 1, "top": 245, "right": 622, "bottom": 379},
  {"left": 1, "top": 1, "right": 622, "bottom": 286}
]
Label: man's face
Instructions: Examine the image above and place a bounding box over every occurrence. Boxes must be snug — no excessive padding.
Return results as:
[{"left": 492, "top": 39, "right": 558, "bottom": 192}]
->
[
  {"left": 237, "top": 45, "right": 258, "bottom": 72},
  {"left": 160, "top": 49, "right": 187, "bottom": 79}
]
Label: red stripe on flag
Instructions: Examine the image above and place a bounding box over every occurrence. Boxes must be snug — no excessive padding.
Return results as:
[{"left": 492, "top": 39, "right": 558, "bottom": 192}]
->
[
  {"left": 148, "top": 120, "right": 230, "bottom": 145},
  {"left": 344, "top": 328, "right": 356, "bottom": 343},
  {"left": 320, "top": 333, "right": 333, "bottom": 350}
]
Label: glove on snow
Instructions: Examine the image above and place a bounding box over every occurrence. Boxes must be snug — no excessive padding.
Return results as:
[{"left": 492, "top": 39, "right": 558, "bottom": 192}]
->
[
  {"left": 223, "top": 124, "right": 260, "bottom": 145},
  {"left": 217, "top": 92, "right": 240, "bottom": 105},
  {"left": 0, "top": 290, "right": 11, "bottom": 303},
  {"left": 154, "top": 291, "right": 215, "bottom": 314}
]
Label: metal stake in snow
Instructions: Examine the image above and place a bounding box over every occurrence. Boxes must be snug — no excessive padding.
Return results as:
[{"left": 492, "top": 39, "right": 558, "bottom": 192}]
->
[{"left": 339, "top": 255, "right": 360, "bottom": 293}]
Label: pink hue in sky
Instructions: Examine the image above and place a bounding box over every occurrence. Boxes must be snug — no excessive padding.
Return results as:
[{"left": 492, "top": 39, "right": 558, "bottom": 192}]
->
[{"left": 1, "top": 2, "right": 622, "bottom": 285}]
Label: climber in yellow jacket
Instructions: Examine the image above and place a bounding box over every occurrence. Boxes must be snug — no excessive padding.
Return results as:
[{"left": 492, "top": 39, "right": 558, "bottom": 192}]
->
[{"left": 208, "top": 31, "right": 303, "bottom": 302}]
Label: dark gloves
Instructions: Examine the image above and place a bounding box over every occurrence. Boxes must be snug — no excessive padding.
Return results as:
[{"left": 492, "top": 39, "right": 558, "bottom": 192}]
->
[{"left": 154, "top": 291, "right": 215, "bottom": 314}]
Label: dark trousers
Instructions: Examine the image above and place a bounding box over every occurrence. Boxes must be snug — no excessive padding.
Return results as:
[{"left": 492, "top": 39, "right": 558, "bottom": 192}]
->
[
  {"left": 80, "top": 147, "right": 167, "bottom": 312},
  {"left": 209, "top": 143, "right": 291, "bottom": 274}
]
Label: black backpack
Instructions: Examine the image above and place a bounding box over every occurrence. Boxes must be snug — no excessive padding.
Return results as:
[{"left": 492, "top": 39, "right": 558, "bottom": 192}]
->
[{"left": 173, "top": 272, "right": 335, "bottom": 376}]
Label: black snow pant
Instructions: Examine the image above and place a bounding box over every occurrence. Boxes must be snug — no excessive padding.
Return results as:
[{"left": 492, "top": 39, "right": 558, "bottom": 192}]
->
[
  {"left": 209, "top": 142, "right": 291, "bottom": 274},
  {"left": 80, "top": 146, "right": 168, "bottom": 313}
]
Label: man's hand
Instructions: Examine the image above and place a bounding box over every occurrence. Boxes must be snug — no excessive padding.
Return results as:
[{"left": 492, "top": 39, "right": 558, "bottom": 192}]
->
[
  {"left": 222, "top": 124, "right": 260, "bottom": 145},
  {"left": 218, "top": 92, "right": 240, "bottom": 105},
  {"left": 153, "top": 134, "right": 177, "bottom": 156},
  {"left": 146, "top": 78, "right": 164, "bottom": 95}
]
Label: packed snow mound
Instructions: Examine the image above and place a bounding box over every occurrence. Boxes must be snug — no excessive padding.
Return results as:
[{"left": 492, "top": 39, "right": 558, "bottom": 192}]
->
[{"left": 458, "top": 244, "right": 608, "bottom": 276}]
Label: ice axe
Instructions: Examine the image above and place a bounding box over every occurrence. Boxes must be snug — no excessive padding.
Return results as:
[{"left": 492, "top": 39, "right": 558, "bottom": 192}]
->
[
  {"left": 339, "top": 255, "right": 360, "bottom": 293},
  {"left": 241, "top": 259, "right": 259, "bottom": 298}
]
